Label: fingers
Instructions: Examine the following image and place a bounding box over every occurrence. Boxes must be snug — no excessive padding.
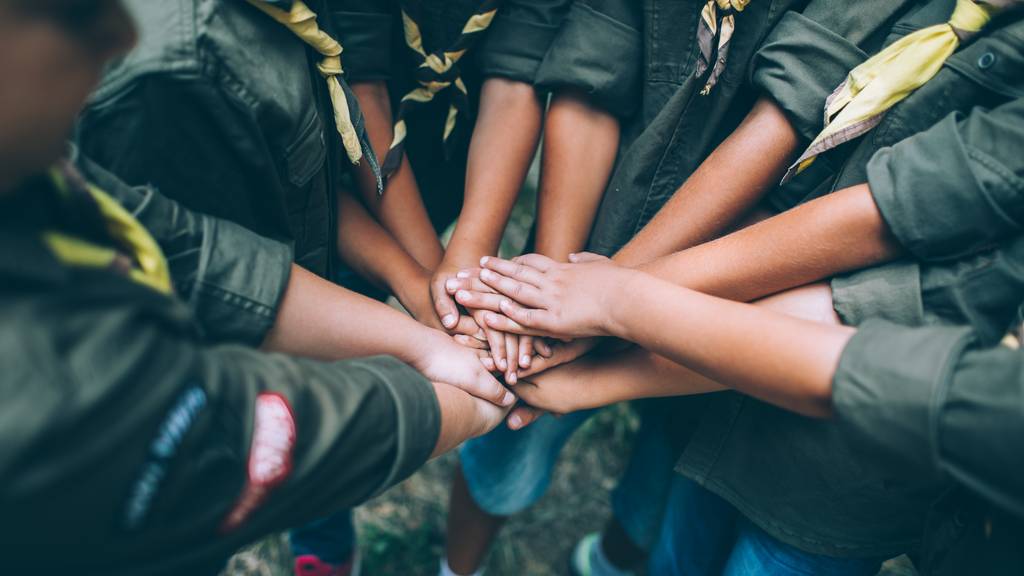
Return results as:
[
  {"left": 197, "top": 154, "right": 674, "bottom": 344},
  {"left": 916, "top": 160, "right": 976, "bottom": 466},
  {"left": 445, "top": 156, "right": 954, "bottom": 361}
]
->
[
  {"left": 480, "top": 256, "right": 546, "bottom": 287},
  {"left": 473, "top": 309, "right": 508, "bottom": 373},
  {"left": 504, "top": 333, "right": 519, "bottom": 384},
  {"left": 568, "top": 252, "right": 609, "bottom": 264},
  {"left": 465, "top": 369, "right": 516, "bottom": 407},
  {"left": 506, "top": 405, "right": 547, "bottom": 430},
  {"left": 482, "top": 311, "right": 550, "bottom": 338},
  {"left": 518, "top": 336, "right": 534, "bottom": 370},
  {"left": 454, "top": 289, "right": 506, "bottom": 314},
  {"left": 431, "top": 275, "right": 461, "bottom": 330},
  {"left": 507, "top": 253, "right": 556, "bottom": 272},
  {"left": 445, "top": 276, "right": 493, "bottom": 295},
  {"left": 455, "top": 334, "right": 489, "bottom": 350},
  {"left": 475, "top": 350, "right": 496, "bottom": 372},
  {"left": 451, "top": 314, "right": 486, "bottom": 340},
  {"left": 479, "top": 269, "right": 546, "bottom": 308},
  {"left": 534, "top": 338, "right": 553, "bottom": 358}
]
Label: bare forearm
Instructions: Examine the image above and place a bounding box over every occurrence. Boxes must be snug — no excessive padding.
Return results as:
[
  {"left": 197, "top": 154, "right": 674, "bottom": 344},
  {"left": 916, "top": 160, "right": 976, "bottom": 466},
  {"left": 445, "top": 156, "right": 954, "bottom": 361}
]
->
[
  {"left": 351, "top": 81, "right": 443, "bottom": 269},
  {"left": 607, "top": 273, "right": 853, "bottom": 416},
  {"left": 431, "top": 383, "right": 496, "bottom": 457},
  {"left": 615, "top": 97, "right": 800, "bottom": 267},
  {"left": 532, "top": 347, "right": 724, "bottom": 412},
  {"left": 640, "top": 183, "right": 902, "bottom": 302},
  {"left": 336, "top": 188, "right": 429, "bottom": 296},
  {"left": 262, "top": 264, "right": 427, "bottom": 364},
  {"left": 448, "top": 77, "right": 543, "bottom": 260},
  {"left": 535, "top": 90, "right": 620, "bottom": 261}
]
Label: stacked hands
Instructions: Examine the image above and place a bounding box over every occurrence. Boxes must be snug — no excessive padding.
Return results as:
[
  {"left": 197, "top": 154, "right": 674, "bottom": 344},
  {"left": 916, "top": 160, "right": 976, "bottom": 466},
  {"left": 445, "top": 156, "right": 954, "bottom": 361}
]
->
[{"left": 425, "top": 252, "right": 637, "bottom": 430}]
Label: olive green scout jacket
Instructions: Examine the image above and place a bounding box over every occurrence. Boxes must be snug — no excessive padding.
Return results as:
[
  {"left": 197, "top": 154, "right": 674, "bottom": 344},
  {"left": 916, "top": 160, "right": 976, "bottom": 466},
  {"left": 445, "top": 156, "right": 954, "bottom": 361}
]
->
[
  {"left": 77, "top": 0, "right": 367, "bottom": 278},
  {"left": 833, "top": 320, "right": 1024, "bottom": 574},
  {"left": 586, "top": 0, "right": 918, "bottom": 254},
  {"left": 77, "top": 0, "right": 483, "bottom": 280},
  {"left": 675, "top": 1, "right": 1024, "bottom": 559},
  {"left": 0, "top": 156, "right": 439, "bottom": 575}
]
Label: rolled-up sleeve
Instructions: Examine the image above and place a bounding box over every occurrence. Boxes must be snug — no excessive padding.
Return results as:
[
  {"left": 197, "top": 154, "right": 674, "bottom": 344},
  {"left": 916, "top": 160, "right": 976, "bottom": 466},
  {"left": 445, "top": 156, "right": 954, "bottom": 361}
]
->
[
  {"left": 534, "top": 0, "right": 642, "bottom": 117},
  {"left": 867, "top": 98, "right": 1024, "bottom": 261},
  {"left": 330, "top": 0, "right": 395, "bottom": 82},
  {"left": 78, "top": 155, "right": 294, "bottom": 346},
  {"left": 1, "top": 292, "right": 439, "bottom": 573},
  {"left": 476, "top": 0, "right": 572, "bottom": 84},
  {"left": 751, "top": 0, "right": 912, "bottom": 142},
  {"left": 833, "top": 320, "right": 1024, "bottom": 518}
]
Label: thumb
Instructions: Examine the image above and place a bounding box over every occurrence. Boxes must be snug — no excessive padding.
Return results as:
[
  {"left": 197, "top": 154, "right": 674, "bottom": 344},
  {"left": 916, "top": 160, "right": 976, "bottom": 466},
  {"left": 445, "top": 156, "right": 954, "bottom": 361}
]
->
[{"left": 432, "top": 278, "right": 461, "bottom": 330}]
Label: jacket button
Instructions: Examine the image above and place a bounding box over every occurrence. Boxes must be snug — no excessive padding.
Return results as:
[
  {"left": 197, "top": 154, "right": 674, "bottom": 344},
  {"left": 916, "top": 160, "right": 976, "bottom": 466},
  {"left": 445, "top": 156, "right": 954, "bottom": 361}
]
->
[{"left": 978, "top": 52, "right": 996, "bottom": 69}]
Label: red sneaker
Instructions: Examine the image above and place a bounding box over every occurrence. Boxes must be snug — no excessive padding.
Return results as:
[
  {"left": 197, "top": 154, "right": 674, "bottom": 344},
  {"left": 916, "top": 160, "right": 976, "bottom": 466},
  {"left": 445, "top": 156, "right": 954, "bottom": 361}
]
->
[{"left": 293, "top": 553, "right": 360, "bottom": 576}]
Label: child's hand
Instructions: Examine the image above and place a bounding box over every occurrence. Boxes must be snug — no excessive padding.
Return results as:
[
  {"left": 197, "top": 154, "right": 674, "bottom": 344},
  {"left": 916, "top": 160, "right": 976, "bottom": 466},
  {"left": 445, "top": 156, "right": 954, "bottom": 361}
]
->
[
  {"left": 445, "top": 269, "right": 553, "bottom": 383},
  {"left": 400, "top": 267, "right": 483, "bottom": 339},
  {"left": 411, "top": 331, "right": 516, "bottom": 408},
  {"left": 432, "top": 257, "right": 514, "bottom": 376},
  {"left": 512, "top": 361, "right": 603, "bottom": 415},
  {"left": 475, "top": 253, "right": 636, "bottom": 339},
  {"left": 518, "top": 337, "right": 600, "bottom": 378}
]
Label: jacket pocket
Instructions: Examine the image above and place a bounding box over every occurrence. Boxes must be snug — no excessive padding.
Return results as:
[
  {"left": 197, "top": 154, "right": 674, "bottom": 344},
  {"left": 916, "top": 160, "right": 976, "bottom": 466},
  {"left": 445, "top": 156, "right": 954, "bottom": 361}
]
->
[{"left": 284, "top": 111, "right": 327, "bottom": 189}]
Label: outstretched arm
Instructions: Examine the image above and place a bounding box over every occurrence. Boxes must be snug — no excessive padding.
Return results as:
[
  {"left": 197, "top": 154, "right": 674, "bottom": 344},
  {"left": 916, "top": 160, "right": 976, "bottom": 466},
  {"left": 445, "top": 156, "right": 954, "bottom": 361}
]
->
[
  {"left": 614, "top": 97, "right": 801, "bottom": 266},
  {"left": 263, "top": 264, "right": 514, "bottom": 408},
  {"left": 430, "top": 77, "right": 544, "bottom": 375},
  {"left": 639, "top": 182, "right": 902, "bottom": 302},
  {"left": 481, "top": 257, "right": 851, "bottom": 417},
  {"left": 350, "top": 81, "right": 444, "bottom": 271}
]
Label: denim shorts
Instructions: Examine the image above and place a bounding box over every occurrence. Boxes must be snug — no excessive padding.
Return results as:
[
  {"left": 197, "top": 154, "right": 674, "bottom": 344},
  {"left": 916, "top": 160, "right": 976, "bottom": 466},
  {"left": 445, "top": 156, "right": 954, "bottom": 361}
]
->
[{"left": 460, "top": 400, "right": 681, "bottom": 549}]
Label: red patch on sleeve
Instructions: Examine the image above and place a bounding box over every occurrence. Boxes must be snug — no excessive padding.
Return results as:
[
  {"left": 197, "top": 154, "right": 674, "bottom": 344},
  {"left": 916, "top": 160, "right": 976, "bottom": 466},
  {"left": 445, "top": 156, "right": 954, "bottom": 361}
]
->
[{"left": 220, "top": 392, "right": 297, "bottom": 533}]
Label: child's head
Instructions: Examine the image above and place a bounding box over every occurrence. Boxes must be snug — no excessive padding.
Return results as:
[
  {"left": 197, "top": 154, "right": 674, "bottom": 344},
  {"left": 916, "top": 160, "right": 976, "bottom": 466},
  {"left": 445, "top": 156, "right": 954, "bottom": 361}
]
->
[{"left": 0, "top": 0, "right": 136, "bottom": 193}]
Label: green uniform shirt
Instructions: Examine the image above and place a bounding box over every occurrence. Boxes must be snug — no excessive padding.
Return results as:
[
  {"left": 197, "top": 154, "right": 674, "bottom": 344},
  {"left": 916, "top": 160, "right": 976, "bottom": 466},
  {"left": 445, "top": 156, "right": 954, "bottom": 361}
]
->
[
  {"left": 77, "top": 0, "right": 486, "bottom": 272},
  {"left": 833, "top": 321, "right": 1024, "bottom": 574},
  {"left": 0, "top": 159, "right": 440, "bottom": 575},
  {"left": 675, "top": 1, "right": 1024, "bottom": 558},
  {"left": 586, "top": 0, "right": 917, "bottom": 255}
]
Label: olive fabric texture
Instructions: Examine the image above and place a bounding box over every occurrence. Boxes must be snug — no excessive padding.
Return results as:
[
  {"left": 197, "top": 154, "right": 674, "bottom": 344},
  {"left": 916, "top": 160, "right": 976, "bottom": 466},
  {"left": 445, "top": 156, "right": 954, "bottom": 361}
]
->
[{"left": 0, "top": 161, "right": 440, "bottom": 576}]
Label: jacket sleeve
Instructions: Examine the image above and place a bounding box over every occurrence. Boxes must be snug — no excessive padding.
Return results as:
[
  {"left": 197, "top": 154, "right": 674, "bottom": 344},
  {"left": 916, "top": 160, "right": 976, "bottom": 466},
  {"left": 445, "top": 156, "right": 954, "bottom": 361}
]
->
[
  {"left": 832, "top": 319, "right": 1024, "bottom": 519},
  {"left": 0, "top": 290, "right": 439, "bottom": 573},
  {"left": 76, "top": 154, "right": 294, "bottom": 347},
  {"left": 750, "top": 0, "right": 917, "bottom": 142},
  {"left": 867, "top": 98, "right": 1024, "bottom": 262},
  {"left": 328, "top": 0, "right": 395, "bottom": 82}
]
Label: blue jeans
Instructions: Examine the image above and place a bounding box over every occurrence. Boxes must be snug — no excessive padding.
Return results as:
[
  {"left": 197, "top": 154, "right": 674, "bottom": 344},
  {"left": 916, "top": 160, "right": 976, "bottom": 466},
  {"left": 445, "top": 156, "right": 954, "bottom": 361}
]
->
[
  {"left": 650, "top": 476, "right": 886, "bottom": 576},
  {"left": 460, "top": 400, "right": 678, "bottom": 550},
  {"left": 290, "top": 511, "right": 356, "bottom": 564}
]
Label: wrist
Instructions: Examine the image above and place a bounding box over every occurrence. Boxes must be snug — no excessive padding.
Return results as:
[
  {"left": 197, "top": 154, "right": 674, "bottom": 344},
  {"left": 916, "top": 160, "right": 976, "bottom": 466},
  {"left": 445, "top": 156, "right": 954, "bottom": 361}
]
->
[
  {"left": 384, "top": 257, "right": 429, "bottom": 298},
  {"left": 445, "top": 232, "right": 500, "bottom": 264},
  {"left": 602, "top": 270, "right": 645, "bottom": 338},
  {"left": 391, "top": 317, "right": 436, "bottom": 367},
  {"left": 392, "top": 265, "right": 431, "bottom": 308}
]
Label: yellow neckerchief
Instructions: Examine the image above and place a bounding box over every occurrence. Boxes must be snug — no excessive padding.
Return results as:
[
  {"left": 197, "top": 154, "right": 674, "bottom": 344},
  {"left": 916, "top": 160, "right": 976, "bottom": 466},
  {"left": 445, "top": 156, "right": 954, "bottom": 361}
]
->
[
  {"left": 783, "top": 0, "right": 997, "bottom": 182},
  {"left": 381, "top": 1, "right": 499, "bottom": 178},
  {"left": 246, "top": 0, "right": 363, "bottom": 165},
  {"left": 696, "top": 0, "right": 752, "bottom": 95},
  {"left": 42, "top": 166, "right": 172, "bottom": 294}
]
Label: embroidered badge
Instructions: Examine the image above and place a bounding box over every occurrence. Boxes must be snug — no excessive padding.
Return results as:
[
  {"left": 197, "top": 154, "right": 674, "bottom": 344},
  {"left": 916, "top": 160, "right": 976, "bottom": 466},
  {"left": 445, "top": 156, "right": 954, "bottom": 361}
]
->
[
  {"left": 122, "top": 386, "right": 207, "bottom": 530},
  {"left": 221, "top": 392, "right": 296, "bottom": 533}
]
